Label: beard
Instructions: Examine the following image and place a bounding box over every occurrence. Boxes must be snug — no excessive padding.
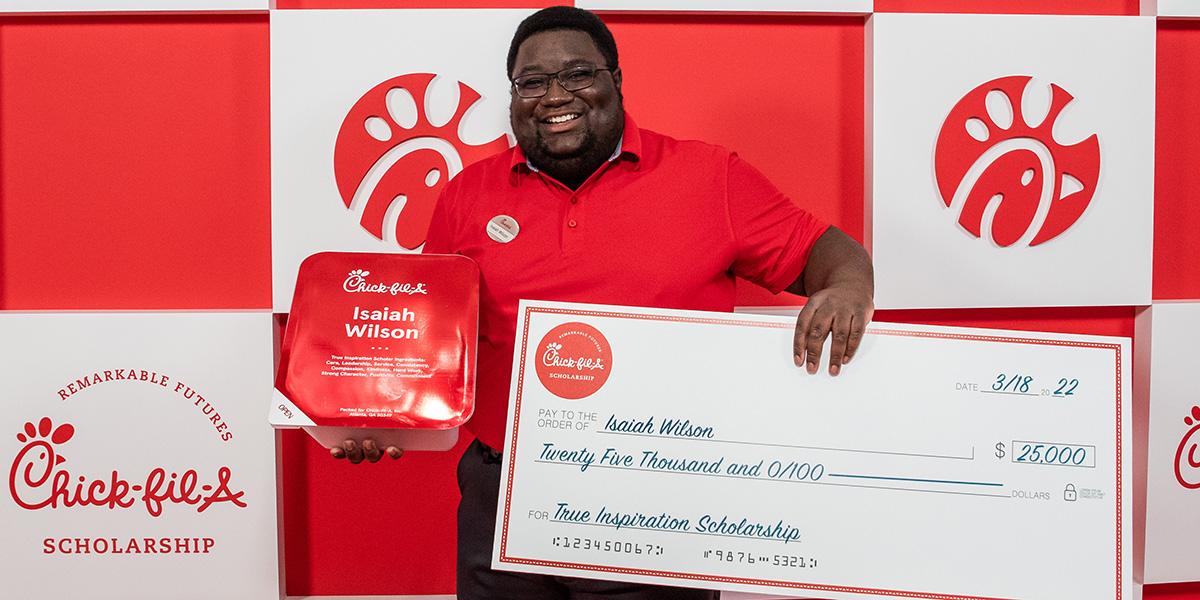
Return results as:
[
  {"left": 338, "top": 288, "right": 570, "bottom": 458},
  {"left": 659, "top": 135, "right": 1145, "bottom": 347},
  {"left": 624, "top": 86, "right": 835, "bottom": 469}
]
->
[{"left": 518, "top": 109, "right": 624, "bottom": 189}]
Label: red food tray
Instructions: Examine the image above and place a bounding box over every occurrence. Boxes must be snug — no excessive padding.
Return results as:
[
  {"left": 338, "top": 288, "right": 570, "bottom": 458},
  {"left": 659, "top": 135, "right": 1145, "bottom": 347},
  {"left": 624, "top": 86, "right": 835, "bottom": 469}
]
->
[{"left": 271, "top": 252, "right": 478, "bottom": 450}]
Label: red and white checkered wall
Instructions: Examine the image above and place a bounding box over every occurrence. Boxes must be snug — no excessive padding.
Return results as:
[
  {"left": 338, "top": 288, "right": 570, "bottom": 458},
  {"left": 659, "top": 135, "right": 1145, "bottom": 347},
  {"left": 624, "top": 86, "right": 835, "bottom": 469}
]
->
[{"left": 1, "top": 0, "right": 1198, "bottom": 598}]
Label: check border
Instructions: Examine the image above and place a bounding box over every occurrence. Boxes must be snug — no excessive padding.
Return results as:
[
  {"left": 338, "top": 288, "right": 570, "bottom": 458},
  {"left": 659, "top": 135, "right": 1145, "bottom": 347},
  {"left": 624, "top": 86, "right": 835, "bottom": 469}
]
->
[{"left": 499, "top": 306, "right": 1124, "bottom": 600}]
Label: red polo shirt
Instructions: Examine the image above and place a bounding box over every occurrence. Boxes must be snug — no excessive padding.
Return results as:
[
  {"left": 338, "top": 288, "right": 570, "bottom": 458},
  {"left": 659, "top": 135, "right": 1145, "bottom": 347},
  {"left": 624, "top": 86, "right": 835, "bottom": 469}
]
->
[{"left": 423, "top": 114, "right": 828, "bottom": 451}]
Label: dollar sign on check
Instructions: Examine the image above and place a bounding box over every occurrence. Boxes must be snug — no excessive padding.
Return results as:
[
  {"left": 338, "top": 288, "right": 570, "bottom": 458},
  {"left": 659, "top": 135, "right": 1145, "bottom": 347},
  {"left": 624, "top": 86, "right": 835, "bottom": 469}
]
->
[{"left": 995, "top": 442, "right": 1007, "bottom": 459}]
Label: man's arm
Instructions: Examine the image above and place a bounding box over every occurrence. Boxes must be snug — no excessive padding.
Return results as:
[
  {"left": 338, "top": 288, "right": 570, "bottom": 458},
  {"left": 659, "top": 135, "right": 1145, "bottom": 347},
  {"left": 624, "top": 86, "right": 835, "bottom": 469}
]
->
[{"left": 786, "top": 226, "right": 874, "bottom": 376}]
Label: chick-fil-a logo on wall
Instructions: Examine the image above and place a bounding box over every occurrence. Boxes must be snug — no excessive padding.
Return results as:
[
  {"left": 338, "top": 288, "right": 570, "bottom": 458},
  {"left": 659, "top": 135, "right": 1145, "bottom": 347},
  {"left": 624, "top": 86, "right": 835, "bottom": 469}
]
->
[
  {"left": 10, "top": 417, "right": 245, "bottom": 518},
  {"left": 535, "top": 322, "right": 613, "bottom": 400},
  {"left": 334, "top": 73, "right": 511, "bottom": 249},
  {"left": 342, "top": 269, "right": 427, "bottom": 296},
  {"left": 1175, "top": 405, "right": 1200, "bottom": 490},
  {"left": 934, "top": 75, "right": 1101, "bottom": 247},
  {"left": 7, "top": 370, "right": 247, "bottom": 555}
]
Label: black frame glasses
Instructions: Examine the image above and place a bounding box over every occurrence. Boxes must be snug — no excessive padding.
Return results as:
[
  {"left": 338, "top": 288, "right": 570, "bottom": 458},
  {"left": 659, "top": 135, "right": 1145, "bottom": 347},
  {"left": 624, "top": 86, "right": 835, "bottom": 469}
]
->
[{"left": 511, "top": 66, "right": 613, "bottom": 99}]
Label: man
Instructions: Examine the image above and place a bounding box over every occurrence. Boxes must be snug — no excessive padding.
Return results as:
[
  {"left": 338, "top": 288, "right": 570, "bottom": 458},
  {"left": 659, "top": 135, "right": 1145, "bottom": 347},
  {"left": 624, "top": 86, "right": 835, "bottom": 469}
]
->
[{"left": 334, "top": 6, "right": 874, "bottom": 599}]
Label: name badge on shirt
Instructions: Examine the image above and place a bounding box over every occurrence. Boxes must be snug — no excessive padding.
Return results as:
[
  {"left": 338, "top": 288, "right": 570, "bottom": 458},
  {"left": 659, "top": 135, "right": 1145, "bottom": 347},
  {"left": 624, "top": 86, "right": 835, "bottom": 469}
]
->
[{"left": 487, "top": 215, "right": 520, "bottom": 244}]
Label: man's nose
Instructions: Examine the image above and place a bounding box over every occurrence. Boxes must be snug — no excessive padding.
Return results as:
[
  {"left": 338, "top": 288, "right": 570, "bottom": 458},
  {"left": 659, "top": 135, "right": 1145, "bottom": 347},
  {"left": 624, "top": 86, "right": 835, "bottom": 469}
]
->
[{"left": 540, "top": 78, "right": 574, "bottom": 105}]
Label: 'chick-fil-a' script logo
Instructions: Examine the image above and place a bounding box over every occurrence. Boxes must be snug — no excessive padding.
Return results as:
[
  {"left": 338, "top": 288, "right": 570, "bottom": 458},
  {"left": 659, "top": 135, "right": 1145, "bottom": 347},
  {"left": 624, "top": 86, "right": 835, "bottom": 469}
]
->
[
  {"left": 535, "top": 322, "right": 613, "bottom": 400},
  {"left": 1175, "top": 405, "right": 1200, "bottom": 490},
  {"left": 343, "top": 269, "right": 427, "bottom": 296},
  {"left": 9, "top": 417, "right": 247, "bottom": 517}
]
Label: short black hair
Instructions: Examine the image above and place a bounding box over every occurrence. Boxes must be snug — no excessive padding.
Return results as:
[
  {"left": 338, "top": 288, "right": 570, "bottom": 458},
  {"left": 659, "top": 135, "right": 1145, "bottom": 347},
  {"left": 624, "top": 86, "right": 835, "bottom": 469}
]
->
[{"left": 506, "top": 6, "right": 619, "bottom": 78}]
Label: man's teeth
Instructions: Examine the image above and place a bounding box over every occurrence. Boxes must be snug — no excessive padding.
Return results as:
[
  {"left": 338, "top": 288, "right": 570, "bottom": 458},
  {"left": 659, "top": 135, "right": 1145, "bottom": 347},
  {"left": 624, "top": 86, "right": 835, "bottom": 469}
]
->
[{"left": 546, "top": 114, "right": 580, "bottom": 124}]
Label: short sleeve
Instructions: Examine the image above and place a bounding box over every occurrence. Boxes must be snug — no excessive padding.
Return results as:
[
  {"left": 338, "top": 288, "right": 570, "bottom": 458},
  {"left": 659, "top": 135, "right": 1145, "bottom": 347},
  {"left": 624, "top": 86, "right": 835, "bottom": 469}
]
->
[
  {"left": 422, "top": 181, "right": 458, "bottom": 255},
  {"left": 727, "top": 153, "right": 829, "bottom": 294}
]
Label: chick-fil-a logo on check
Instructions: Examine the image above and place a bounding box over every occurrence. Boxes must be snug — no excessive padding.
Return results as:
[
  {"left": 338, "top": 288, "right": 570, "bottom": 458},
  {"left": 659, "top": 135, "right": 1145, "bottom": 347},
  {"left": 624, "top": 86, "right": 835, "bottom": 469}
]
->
[
  {"left": 1175, "top": 405, "right": 1200, "bottom": 490},
  {"left": 535, "top": 322, "right": 612, "bottom": 400}
]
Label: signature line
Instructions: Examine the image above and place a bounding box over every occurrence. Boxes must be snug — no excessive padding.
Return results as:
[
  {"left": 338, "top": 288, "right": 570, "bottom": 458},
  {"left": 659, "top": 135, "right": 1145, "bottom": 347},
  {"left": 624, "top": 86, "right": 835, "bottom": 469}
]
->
[
  {"left": 827, "top": 473, "right": 1003, "bottom": 487},
  {"left": 593, "top": 430, "right": 973, "bottom": 461}
]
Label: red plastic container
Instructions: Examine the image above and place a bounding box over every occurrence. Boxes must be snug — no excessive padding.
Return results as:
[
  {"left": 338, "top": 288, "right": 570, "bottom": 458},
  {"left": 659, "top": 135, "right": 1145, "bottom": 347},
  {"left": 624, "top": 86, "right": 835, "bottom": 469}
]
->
[{"left": 271, "top": 252, "right": 478, "bottom": 450}]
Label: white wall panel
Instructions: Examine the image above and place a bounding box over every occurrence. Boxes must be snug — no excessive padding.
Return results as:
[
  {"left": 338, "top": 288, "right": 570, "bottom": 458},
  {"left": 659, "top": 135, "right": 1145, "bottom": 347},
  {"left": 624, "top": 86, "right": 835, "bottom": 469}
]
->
[
  {"left": 1142, "top": 0, "right": 1200, "bottom": 18},
  {"left": 1138, "top": 302, "right": 1200, "bottom": 584},
  {"left": 271, "top": 9, "right": 529, "bottom": 311},
  {"left": 0, "top": 312, "right": 279, "bottom": 599},
  {"left": 868, "top": 14, "right": 1155, "bottom": 309},
  {"left": 577, "top": 0, "right": 871, "bottom": 13}
]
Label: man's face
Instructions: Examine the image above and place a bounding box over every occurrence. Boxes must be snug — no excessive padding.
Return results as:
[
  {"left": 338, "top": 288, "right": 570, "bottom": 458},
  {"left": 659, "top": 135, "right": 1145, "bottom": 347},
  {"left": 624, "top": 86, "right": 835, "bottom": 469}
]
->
[{"left": 509, "top": 29, "right": 623, "bottom": 166}]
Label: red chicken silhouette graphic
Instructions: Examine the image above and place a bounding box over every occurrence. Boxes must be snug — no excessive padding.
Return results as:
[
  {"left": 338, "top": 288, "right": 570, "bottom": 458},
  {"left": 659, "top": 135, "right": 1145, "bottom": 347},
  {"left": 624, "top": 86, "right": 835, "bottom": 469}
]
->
[
  {"left": 335, "top": 74, "right": 510, "bottom": 249},
  {"left": 935, "top": 76, "right": 1100, "bottom": 247}
]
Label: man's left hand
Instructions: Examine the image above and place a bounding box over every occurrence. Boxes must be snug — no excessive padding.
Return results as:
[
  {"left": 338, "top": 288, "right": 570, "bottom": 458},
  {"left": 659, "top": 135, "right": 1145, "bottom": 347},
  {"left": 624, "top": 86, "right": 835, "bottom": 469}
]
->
[{"left": 793, "top": 284, "right": 874, "bottom": 376}]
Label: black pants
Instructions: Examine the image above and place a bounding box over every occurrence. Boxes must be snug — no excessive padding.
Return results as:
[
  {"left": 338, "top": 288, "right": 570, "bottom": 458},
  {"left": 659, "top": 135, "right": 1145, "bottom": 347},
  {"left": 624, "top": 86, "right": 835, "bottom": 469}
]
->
[{"left": 457, "top": 439, "right": 720, "bottom": 600}]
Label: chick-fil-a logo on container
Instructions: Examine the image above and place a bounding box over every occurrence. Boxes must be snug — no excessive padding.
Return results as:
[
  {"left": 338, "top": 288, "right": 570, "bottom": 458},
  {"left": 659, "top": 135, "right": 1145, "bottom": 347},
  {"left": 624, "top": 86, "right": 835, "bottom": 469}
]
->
[
  {"left": 342, "top": 269, "right": 427, "bottom": 296},
  {"left": 9, "top": 416, "right": 246, "bottom": 518},
  {"left": 535, "top": 322, "right": 613, "bottom": 400},
  {"left": 334, "top": 73, "right": 510, "bottom": 249},
  {"left": 934, "top": 75, "right": 1101, "bottom": 248},
  {"left": 1175, "top": 405, "right": 1200, "bottom": 490}
]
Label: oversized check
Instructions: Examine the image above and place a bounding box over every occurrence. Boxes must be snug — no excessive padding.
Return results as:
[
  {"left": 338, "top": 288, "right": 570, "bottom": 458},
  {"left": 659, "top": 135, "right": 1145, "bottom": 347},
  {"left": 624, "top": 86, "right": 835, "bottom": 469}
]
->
[{"left": 493, "top": 301, "right": 1134, "bottom": 600}]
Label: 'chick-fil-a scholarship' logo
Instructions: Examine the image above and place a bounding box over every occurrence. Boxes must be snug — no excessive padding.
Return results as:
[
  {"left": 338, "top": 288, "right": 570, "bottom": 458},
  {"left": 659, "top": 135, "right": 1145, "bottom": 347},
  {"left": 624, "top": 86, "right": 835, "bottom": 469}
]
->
[
  {"left": 343, "top": 269, "right": 427, "bottom": 296},
  {"left": 535, "top": 322, "right": 613, "bottom": 400},
  {"left": 934, "top": 75, "right": 1101, "bottom": 248},
  {"left": 1175, "top": 405, "right": 1200, "bottom": 490},
  {"left": 334, "top": 73, "right": 511, "bottom": 250},
  {"left": 8, "top": 370, "right": 248, "bottom": 556}
]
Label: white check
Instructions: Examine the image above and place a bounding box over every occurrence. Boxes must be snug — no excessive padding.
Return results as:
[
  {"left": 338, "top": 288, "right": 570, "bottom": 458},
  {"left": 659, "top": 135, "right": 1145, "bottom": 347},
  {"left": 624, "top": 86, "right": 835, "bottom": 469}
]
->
[{"left": 493, "top": 301, "right": 1134, "bottom": 600}]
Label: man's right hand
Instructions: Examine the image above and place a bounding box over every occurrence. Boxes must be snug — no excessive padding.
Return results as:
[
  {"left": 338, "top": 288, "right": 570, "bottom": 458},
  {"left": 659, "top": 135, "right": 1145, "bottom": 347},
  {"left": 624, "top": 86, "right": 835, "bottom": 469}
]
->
[{"left": 330, "top": 439, "right": 403, "bottom": 464}]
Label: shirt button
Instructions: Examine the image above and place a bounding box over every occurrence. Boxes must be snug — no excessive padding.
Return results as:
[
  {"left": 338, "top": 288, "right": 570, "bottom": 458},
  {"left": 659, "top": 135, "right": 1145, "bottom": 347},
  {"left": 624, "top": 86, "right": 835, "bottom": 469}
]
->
[
  {"left": 568, "top": 219, "right": 578, "bottom": 228},
  {"left": 570, "top": 198, "right": 578, "bottom": 204}
]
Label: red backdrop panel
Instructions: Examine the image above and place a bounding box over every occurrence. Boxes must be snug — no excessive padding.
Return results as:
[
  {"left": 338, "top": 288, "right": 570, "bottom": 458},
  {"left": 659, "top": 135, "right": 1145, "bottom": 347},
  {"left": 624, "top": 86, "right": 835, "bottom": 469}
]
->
[
  {"left": 1153, "top": 21, "right": 1200, "bottom": 300},
  {"left": 603, "top": 13, "right": 864, "bottom": 309},
  {"left": 875, "top": 306, "right": 1135, "bottom": 338},
  {"left": 276, "top": 1, "right": 560, "bottom": 7},
  {"left": 0, "top": 15, "right": 270, "bottom": 310},
  {"left": 1155, "top": 583, "right": 1200, "bottom": 599},
  {"left": 875, "top": 0, "right": 1138, "bottom": 14},
  {"left": 281, "top": 430, "right": 467, "bottom": 595}
]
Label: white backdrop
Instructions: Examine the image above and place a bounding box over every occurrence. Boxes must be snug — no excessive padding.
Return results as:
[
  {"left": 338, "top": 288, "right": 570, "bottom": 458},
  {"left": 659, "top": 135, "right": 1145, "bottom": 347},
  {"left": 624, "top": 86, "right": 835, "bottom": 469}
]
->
[
  {"left": 869, "top": 14, "right": 1154, "bottom": 309},
  {"left": 0, "top": 312, "right": 279, "bottom": 600},
  {"left": 1138, "top": 302, "right": 1200, "bottom": 584},
  {"left": 271, "top": 9, "right": 530, "bottom": 310}
]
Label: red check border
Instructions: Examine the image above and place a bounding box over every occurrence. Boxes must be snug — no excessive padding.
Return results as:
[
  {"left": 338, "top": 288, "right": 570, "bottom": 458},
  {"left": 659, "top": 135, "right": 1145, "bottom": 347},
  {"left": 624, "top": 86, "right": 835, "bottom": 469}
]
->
[{"left": 498, "top": 306, "right": 1125, "bottom": 600}]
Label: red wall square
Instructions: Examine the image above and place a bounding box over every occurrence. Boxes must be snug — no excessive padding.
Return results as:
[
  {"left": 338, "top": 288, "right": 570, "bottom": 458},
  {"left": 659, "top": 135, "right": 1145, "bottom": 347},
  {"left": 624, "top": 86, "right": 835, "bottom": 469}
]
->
[
  {"left": 603, "top": 13, "right": 865, "bottom": 308},
  {"left": 1153, "top": 21, "right": 1200, "bottom": 300},
  {"left": 875, "top": 0, "right": 1138, "bottom": 15},
  {"left": 0, "top": 15, "right": 271, "bottom": 310}
]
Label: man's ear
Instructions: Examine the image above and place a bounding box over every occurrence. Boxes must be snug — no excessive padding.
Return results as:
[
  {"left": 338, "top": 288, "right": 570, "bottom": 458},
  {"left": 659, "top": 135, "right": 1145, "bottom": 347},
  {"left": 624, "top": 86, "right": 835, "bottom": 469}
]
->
[{"left": 612, "top": 67, "right": 622, "bottom": 91}]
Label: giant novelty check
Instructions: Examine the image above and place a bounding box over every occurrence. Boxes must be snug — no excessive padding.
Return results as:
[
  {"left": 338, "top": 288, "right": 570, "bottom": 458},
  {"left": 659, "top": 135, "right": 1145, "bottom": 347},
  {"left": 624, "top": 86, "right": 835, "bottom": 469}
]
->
[{"left": 493, "top": 301, "right": 1134, "bottom": 600}]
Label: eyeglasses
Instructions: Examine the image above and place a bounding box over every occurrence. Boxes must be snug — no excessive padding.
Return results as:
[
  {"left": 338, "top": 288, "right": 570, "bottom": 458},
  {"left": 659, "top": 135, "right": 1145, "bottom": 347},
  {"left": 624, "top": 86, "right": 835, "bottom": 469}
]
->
[{"left": 511, "top": 66, "right": 613, "bottom": 99}]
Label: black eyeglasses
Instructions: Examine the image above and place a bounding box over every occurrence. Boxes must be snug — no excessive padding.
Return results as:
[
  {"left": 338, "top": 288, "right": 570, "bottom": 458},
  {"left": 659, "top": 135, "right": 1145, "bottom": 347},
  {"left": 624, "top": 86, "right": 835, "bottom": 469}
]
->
[{"left": 511, "top": 66, "right": 613, "bottom": 99}]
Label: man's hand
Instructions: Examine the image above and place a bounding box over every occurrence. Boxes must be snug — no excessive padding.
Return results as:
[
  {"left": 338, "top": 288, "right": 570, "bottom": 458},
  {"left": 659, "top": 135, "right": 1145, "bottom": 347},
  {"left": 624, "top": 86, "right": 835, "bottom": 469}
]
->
[
  {"left": 330, "top": 439, "right": 403, "bottom": 464},
  {"left": 793, "top": 285, "right": 874, "bottom": 376},
  {"left": 785, "top": 227, "right": 874, "bottom": 376}
]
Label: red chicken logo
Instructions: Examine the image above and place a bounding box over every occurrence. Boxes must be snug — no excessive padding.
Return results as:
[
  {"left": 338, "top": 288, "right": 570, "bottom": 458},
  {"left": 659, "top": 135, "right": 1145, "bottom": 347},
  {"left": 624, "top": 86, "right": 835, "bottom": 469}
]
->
[
  {"left": 1176, "top": 405, "right": 1200, "bottom": 490},
  {"left": 334, "top": 74, "right": 510, "bottom": 249},
  {"left": 934, "top": 76, "right": 1100, "bottom": 247}
]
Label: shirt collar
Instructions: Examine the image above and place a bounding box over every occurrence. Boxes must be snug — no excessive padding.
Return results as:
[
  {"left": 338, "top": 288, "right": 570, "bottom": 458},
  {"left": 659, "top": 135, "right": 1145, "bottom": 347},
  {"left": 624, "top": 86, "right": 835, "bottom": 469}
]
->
[{"left": 509, "top": 112, "right": 642, "bottom": 173}]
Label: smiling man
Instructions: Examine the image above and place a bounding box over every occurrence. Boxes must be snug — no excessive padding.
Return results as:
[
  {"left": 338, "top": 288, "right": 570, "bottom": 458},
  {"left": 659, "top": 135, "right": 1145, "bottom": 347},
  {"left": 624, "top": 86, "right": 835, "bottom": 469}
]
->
[{"left": 337, "top": 5, "right": 874, "bottom": 599}]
